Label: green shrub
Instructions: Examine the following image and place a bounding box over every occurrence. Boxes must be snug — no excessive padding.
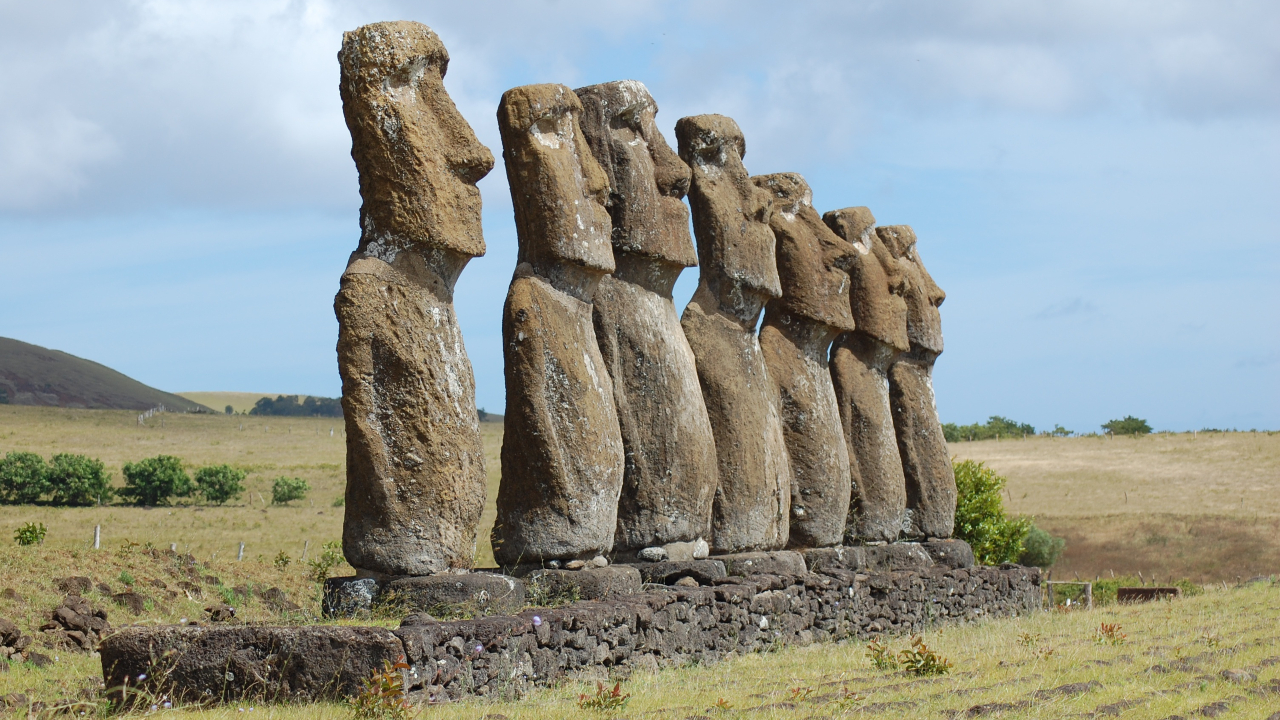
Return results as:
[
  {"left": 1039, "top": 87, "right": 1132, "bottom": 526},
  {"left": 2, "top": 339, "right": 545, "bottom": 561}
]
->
[
  {"left": 0, "top": 451, "right": 49, "bottom": 504},
  {"left": 1103, "top": 416, "right": 1151, "bottom": 435},
  {"left": 1018, "top": 525, "right": 1065, "bottom": 568},
  {"left": 119, "top": 455, "right": 193, "bottom": 506},
  {"left": 306, "top": 540, "right": 344, "bottom": 582},
  {"left": 14, "top": 522, "right": 46, "bottom": 546},
  {"left": 193, "top": 464, "right": 246, "bottom": 505},
  {"left": 46, "top": 453, "right": 113, "bottom": 506},
  {"left": 271, "top": 476, "right": 309, "bottom": 505},
  {"left": 952, "top": 459, "right": 1032, "bottom": 565},
  {"left": 943, "top": 416, "right": 1036, "bottom": 442}
]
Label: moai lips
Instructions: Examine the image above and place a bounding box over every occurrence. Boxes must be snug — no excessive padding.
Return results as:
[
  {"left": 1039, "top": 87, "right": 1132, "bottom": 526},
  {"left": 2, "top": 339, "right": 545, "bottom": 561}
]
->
[
  {"left": 753, "top": 173, "right": 856, "bottom": 549},
  {"left": 575, "top": 80, "right": 718, "bottom": 557},
  {"left": 677, "top": 114, "right": 792, "bottom": 554},
  {"left": 880, "top": 225, "right": 955, "bottom": 539},
  {"left": 493, "top": 83, "right": 626, "bottom": 566},
  {"left": 825, "top": 207, "right": 910, "bottom": 543},
  {"left": 335, "top": 21, "right": 493, "bottom": 576}
]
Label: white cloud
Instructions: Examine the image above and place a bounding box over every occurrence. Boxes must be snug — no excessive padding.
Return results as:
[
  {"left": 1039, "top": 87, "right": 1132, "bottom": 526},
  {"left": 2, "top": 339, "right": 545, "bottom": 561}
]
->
[{"left": 0, "top": 112, "right": 118, "bottom": 210}]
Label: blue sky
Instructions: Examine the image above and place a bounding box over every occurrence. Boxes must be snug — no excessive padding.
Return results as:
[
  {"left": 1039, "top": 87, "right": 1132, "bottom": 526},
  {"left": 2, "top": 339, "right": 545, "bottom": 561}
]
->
[{"left": 1, "top": 0, "right": 1276, "bottom": 432}]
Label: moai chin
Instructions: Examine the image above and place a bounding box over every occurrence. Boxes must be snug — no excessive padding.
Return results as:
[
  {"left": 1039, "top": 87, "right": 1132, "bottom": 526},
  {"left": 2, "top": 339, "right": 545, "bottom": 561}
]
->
[
  {"left": 676, "top": 114, "right": 792, "bottom": 554},
  {"left": 575, "top": 80, "right": 718, "bottom": 558},
  {"left": 492, "top": 83, "right": 626, "bottom": 566},
  {"left": 334, "top": 21, "right": 493, "bottom": 577},
  {"left": 753, "top": 173, "right": 857, "bottom": 549},
  {"left": 824, "top": 207, "right": 911, "bottom": 543},
  {"left": 879, "top": 225, "right": 956, "bottom": 539}
]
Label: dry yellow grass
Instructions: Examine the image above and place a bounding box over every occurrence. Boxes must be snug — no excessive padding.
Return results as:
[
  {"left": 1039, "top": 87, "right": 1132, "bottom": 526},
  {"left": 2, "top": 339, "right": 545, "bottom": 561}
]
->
[
  {"left": 174, "top": 392, "right": 277, "bottom": 415},
  {"left": 951, "top": 432, "right": 1280, "bottom": 582}
]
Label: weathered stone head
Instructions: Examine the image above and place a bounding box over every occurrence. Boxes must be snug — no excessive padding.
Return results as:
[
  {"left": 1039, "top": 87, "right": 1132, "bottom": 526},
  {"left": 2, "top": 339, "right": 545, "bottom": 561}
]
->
[
  {"left": 498, "top": 83, "right": 614, "bottom": 299},
  {"left": 878, "top": 225, "right": 944, "bottom": 354},
  {"left": 675, "top": 114, "right": 780, "bottom": 321},
  {"left": 824, "top": 207, "right": 909, "bottom": 352},
  {"left": 339, "top": 21, "right": 495, "bottom": 293},
  {"left": 575, "top": 79, "right": 696, "bottom": 291},
  {"left": 753, "top": 173, "right": 856, "bottom": 333}
]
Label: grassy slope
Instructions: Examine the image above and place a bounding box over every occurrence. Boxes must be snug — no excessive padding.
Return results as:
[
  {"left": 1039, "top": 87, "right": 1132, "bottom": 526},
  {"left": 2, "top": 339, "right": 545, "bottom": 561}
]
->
[
  {"left": 5, "top": 581, "right": 1280, "bottom": 718},
  {"left": 174, "top": 393, "right": 276, "bottom": 415},
  {"left": 0, "top": 337, "right": 207, "bottom": 412},
  {"left": 951, "top": 432, "right": 1280, "bottom": 582}
]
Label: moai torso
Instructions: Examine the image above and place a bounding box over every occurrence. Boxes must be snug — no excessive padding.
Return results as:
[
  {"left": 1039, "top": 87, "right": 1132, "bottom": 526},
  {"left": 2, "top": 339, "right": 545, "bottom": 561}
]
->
[
  {"left": 575, "top": 80, "right": 718, "bottom": 558},
  {"left": 492, "top": 84, "right": 625, "bottom": 566},
  {"left": 335, "top": 21, "right": 493, "bottom": 576},
  {"left": 753, "top": 174, "right": 856, "bottom": 549},
  {"left": 824, "top": 207, "right": 911, "bottom": 543},
  {"left": 676, "top": 114, "right": 792, "bottom": 553},
  {"left": 880, "top": 225, "right": 956, "bottom": 539}
]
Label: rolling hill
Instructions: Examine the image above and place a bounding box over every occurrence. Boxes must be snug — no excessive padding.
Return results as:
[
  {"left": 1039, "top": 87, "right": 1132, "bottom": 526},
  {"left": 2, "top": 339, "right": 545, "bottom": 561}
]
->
[{"left": 0, "top": 336, "right": 209, "bottom": 412}]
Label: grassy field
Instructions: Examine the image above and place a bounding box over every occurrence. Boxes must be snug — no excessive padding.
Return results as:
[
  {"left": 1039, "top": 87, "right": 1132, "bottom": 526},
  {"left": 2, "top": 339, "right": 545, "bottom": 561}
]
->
[
  {"left": 4, "top": 579, "right": 1280, "bottom": 718},
  {"left": 950, "top": 432, "right": 1280, "bottom": 582}
]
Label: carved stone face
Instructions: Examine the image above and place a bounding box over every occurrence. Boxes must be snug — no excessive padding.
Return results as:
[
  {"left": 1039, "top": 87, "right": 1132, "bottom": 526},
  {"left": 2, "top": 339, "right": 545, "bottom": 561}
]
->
[
  {"left": 753, "top": 173, "right": 856, "bottom": 332},
  {"left": 878, "top": 225, "right": 944, "bottom": 354},
  {"left": 498, "top": 83, "right": 614, "bottom": 276},
  {"left": 575, "top": 80, "right": 696, "bottom": 269},
  {"left": 823, "top": 207, "right": 909, "bottom": 352},
  {"left": 675, "top": 114, "right": 781, "bottom": 312},
  {"left": 339, "top": 21, "right": 495, "bottom": 269}
]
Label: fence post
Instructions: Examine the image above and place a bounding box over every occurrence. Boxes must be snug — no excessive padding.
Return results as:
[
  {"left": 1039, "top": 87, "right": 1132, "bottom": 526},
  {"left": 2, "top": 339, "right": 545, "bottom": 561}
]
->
[
  {"left": 93, "top": 525, "right": 100, "bottom": 550},
  {"left": 1085, "top": 582, "right": 1093, "bottom": 610},
  {"left": 238, "top": 542, "right": 245, "bottom": 561},
  {"left": 302, "top": 540, "right": 309, "bottom": 562}
]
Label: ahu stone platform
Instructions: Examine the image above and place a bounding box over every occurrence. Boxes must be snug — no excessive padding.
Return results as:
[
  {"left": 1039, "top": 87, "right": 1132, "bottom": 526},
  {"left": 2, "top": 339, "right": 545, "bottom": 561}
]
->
[{"left": 100, "top": 543, "right": 1040, "bottom": 705}]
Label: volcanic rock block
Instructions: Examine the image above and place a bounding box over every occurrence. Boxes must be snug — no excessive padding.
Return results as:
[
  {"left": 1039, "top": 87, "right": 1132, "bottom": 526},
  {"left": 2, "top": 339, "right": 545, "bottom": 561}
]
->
[
  {"left": 631, "top": 559, "right": 728, "bottom": 586},
  {"left": 335, "top": 21, "right": 493, "bottom": 576},
  {"left": 100, "top": 626, "right": 403, "bottom": 704},
  {"left": 518, "top": 566, "right": 642, "bottom": 601},
  {"left": 575, "top": 80, "right": 718, "bottom": 557},
  {"left": 40, "top": 595, "right": 109, "bottom": 653},
  {"left": 492, "top": 84, "right": 625, "bottom": 565},
  {"left": 922, "top": 538, "right": 975, "bottom": 569},
  {"left": 676, "top": 114, "right": 791, "bottom": 554},
  {"left": 754, "top": 173, "right": 857, "bottom": 549},
  {"left": 716, "top": 550, "right": 808, "bottom": 578},
  {"left": 322, "top": 576, "right": 380, "bottom": 618},
  {"left": 380, "top": 573, "right": 525, "bottom": 617},
  {"left": 824, "top": 207, "right": 910, "bottom": 543},
  {"left": 880, "top": 225, "right": 956, "bottom": 539}
]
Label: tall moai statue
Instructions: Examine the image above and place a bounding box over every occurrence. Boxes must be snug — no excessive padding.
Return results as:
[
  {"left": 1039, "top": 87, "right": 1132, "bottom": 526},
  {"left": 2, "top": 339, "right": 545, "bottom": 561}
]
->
[
  {"left": 574, "top": 80, "right": 718, "bottom": 558},
  {"left": 753, "top": 174, "right": 857, "bottom": 549},
  {"left": 880, "top": 225, "right": 956, "bottom": 539},
  {"left": 676, "top": 115, "right": 792, "bottom": 553},
  {"left": 492, "top": 84, "right": 626, "bottom": 566},
  {"left": 824, "top": 208, "right": 910, "bottom": 543},
  {"left": 334, "top": 21, "right": 493, "bottom": 576}
]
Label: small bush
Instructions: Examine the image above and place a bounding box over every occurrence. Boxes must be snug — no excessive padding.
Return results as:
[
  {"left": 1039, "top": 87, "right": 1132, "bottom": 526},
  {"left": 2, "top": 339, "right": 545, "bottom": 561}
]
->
[
  {"left": 47, "top": 453, "right": 113, "bottom": 506},
  {"left": 193, "top": 464, "right": 246, "bottom": 505},
  {"left": 1095, "top": 622, "right": 1127, "bottom": 645},
  {"left": 273, "top": 550, "right": 291, "bottom": 570},
  {"left": 14, "top": 522, "right": 46, "bottom": 546},
  {"left": 349, "top": 658, "right": 413, "bottom": 720},
  {"left": 1018, "top": 525, "right": 1066, "bottom": 568},
  {"left": 866, "top": 639, "right": 897, "bottom": 670},
  {"left": 307, "top": 540, "right": 344, "bottom": 583},
  {"left": 898, "top": 636, "right": 953, "bottom": 676},
  {"left": 952, "top": 459, "right": 1032, "bottom": 565},
  {"left": 120, "top": 456, "right": 192, "bottom": 506},
  {"left": 0, "top": 451, "right": 49, "bottom": 504},
  {"left": 1103, "top": 416, "right": 1151, "bottom": 436},
  {"left": 578, "top": 682, "right": 631, "bottom": 711},
  {"left": 271, "top": 477, "right": 309, "bottom": 505}
]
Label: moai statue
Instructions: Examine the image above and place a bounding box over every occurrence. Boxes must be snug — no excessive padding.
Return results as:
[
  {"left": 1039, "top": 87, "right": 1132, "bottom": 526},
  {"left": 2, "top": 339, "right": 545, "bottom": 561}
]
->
[
  {"left": 492, "top": 84, "right": 626, "bottom": 566},
  {"left": 754, "top": 174, "right": 857, "bottom": 549},
  {"left": 676, "top": 114, "right": 792, "bottom": 553},
  {"left": 574, "top": 80, "right": 718, "bottom": 559},
  {"left": 824, "top": 207, "right": 910, "bottom": 543},
  {"left": 334, "top": 21, "right": 493, "bottom": 576},
  {"left": 880, "top": 225, "right": 956, "bottom": 539}
]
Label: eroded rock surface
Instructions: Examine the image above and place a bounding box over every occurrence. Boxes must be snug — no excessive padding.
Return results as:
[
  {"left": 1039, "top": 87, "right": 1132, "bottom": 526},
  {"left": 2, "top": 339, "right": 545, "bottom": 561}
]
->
[
  {"left": 493, "top": 84, "right": 625, "bottom": 565},
  {"left": 676, "top": 114, "right": 791, "bottom": 554},
  {"left": 824, "top": 207, "right": 910, "bottom": 542},
  {"left": 575, "top": 80, "right": 717, "bottom": 556},
  {"left": 335, "top": 21, "right": 492, "bottom": 576},
  {"left": 754, "top": 173, "right": 856, "bottom": 549},
  {"left": 881, "top": 225, "right": 955, "bottom": 538}
]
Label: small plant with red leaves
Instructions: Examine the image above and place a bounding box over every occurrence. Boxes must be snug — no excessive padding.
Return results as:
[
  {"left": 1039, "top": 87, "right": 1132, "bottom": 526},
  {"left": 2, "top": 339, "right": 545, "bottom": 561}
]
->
[{"left": 577, "top": 681, "right": 631, "bottom": 711}]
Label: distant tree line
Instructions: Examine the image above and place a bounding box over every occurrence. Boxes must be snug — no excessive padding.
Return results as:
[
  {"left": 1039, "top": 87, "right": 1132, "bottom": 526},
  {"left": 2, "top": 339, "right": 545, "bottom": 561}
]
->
[
  {"left": 0, "top": 451, "right": 309, "bottom": 507},
  {"left": 249, "top": 394, "right": 343, "bottom": 418},
  {"left": 943, "top": 416, "right": 1036, "bottom": 443}
]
